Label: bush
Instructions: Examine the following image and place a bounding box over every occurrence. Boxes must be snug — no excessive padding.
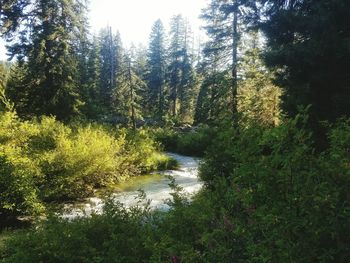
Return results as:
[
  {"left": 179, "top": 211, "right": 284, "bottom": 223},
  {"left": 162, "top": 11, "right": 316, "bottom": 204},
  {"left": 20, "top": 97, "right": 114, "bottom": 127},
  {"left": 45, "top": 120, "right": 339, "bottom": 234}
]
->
[
  {"left": 0, "top": 112, "right": 176, "bottom": 219},
  {"left": 200, "top": 114, "right": 350, "bottom": 262},
  {"left": 3, "top": 114, "right": 348, "bottom": 262},
  {"left": 124, "top": 129, "right": 178, "bottom": 173},
  {"left": 0, "top": 112, "right": 44, "bottom": 219},
  {"left": 0, "top": 199, "right": 153, "bottom": 263},
  {"left": 151, "top": 125, "right": 215, "bottom": 157}
]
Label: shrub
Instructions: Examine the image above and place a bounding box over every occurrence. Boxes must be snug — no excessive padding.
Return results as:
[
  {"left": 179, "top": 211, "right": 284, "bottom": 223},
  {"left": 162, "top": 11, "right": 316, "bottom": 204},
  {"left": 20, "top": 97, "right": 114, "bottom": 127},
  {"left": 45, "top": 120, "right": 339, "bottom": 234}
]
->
[
  {"left": 3, "top": 113, "right": 348, "bottom": 262},
  {"left": 0, "top": 113, "right": 176, "bottom": 219},
  {"left": 0, "top": 112, "right": 44, "bottom": 219},
  {"left": 0, "top": 199, "right": 153, "bottom": 263},
  {"left": 37, "top": 123, "right": 129, "bottom": 201},
  {"left": 201, "top": 114, "right": 350, "bottom": 262},
  {"left": 125, "top": 129, "right": 178, "bottom": 173},
  {"left": 151, "top": 125, "right": 215, "bottom": 157}
]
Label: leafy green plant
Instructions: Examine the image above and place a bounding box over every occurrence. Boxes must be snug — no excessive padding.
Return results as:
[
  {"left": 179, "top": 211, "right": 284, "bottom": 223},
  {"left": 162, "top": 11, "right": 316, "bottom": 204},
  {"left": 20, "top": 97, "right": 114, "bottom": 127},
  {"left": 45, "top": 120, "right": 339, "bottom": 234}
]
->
[
  {"left": 151, "top": 125, "right": 215, "bottom": 157},
  {"left": 0, "top": 113, "right": 176, "bottom": 219},
  {"left": 201, "top": 114, "right": 350, "bottom": 262}
]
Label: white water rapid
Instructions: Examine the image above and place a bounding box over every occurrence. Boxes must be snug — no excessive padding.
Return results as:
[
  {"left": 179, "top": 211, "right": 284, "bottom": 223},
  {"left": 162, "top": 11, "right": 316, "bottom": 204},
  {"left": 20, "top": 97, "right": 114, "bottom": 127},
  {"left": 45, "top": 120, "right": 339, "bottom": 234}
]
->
[{"left": 62, "top": 153, "right": 202, "bottom": 219}]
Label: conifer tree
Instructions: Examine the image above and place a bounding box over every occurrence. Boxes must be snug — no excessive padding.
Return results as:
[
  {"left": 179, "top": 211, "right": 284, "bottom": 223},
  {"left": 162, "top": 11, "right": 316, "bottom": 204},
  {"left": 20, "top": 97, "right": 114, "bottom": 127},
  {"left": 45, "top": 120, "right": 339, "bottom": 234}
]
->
[
  {"left": 4, "top": 0, "right": 88, "bottom": 120},
  {"left": 0, "top": 62, "right": 12, "bottom": 111},
  {"left": 168, "top": 15, "right": 198, "bottom": 123},
  {"left": 237, "top": 31, "right": 282, "bottom": 127},
  {"left": 80, "top": 36, "right": 101, "bottom": 118},
  {"left": 201, "top": 0, "right": 256, "bottom": 120},
  {"left": 257, "top": 0, "right": 350, "bottom": 124},
  {"left": 115, "top": 47, "right": 145, "bottom": 129},
  {"left": 99, "top": 27, "right": 123, "bottom": 113},
  {"left": 168, "top": 15, "right": 185, "bottom": 118},
  {"left": 146, "top": 19, "right": 167, "bottom": 119}
]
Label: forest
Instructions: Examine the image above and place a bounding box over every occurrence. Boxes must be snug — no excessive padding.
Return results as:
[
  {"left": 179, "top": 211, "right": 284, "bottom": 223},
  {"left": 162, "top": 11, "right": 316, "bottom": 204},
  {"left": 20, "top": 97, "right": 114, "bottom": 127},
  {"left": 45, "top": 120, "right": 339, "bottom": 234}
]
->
[{"left": 0, "top": 0, "right": 349, "bottom": 262}]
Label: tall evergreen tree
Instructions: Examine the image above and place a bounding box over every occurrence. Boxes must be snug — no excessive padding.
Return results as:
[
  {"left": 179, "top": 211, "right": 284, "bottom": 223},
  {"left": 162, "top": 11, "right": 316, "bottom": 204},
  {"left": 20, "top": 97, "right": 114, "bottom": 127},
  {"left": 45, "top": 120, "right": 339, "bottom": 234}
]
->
[
  {"left": 179, "top": 46, "right": 198, "bottom": 124},
  {"left": 237, "top": 31, "right": 282, "bottom": 127},
  {"left": 195, "top": 1, "right": 234, "bottom": 124},
  {"left": 146, "top": 19, "right": 167, "bottom": 119},
  {"left": 98, "top": 27, "right": 123, "bottom": 113},
  {"left": 0, "top": 62, "right": 12, "bottom": 111},
  {"left": 168, "top": 15, "right": 197, "bottom": 123},
  {"left": 0, "top": 0, "right": 32, "bottom": 37},
  {"left": 115, "top": 46, "right": 145, "bottom": 129},
  {"left": 168, "top": 15, "right": 185, "bottom": 117},
  {"left": 201, "top": 0, "right": 257, "bottom": 120},
  {"left": 4, "top": 0, "right": 88, "bottom": 120},
  {"left": 80, "top": 36, "right": 101, "bottom": 118},
  {"left": 257, "top": 0, "right": 350, "bottom": 124}
]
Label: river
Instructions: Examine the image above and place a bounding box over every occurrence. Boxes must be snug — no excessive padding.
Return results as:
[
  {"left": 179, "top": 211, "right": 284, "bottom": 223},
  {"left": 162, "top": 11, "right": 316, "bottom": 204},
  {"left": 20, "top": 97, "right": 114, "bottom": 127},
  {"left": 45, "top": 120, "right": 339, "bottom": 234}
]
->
[{"left": 62, "top": 153, "right": 202, "bottom": 219}]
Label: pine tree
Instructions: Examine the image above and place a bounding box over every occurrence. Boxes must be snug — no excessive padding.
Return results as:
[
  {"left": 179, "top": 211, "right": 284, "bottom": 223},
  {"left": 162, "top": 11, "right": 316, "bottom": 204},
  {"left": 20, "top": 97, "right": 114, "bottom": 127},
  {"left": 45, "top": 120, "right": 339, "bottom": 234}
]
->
[
  {"left": 146, "top": 19, "right": 167, "bottom": 119},
  {"left": 80, "top": 36, "right": 101, "bottom": 119},
  {"left": 237, "top": 32, "right": 282, "bottom": 127},
  {"left": 168, "top": 15, "right": 198, "bottom": 123},
  {"left": 0, "top": 62, "right": 13, "bottom": 111},
  {"left": 179, "top": 47, "right": 198, "bottom": 124},
  {"left": 115, "top": 47, "right": 145, "bottom": 129},
  {"left": 201, "top": 0, "right": 257, "bottom": 120},
  {"left": 257, "top": 0, "right": 350, "bottom": 124},
  {"left": 4, "top": 0, "right": 88, "bottom": 120},
  {"left": 168, "top": 15, "right": 185, "bottom": 118},
  {"left": 195, "top": 1, "right": 234, "bottom": 124},
  {"left": 0, "top": 0, "right": 32, "bottom": 37},
  {"left": 98, "top": 27, "right": 122, "bottom": 113}
]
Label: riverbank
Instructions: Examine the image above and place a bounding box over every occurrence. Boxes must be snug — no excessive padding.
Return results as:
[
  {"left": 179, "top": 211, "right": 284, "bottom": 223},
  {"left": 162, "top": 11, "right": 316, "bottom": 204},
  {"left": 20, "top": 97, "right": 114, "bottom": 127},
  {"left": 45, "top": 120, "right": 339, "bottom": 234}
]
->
[
  {"left": 0, "top": 112, "right": 178, "bottom": 226},
  {"left": 61, "top": 153, "right": 202, "bottom": 218}
]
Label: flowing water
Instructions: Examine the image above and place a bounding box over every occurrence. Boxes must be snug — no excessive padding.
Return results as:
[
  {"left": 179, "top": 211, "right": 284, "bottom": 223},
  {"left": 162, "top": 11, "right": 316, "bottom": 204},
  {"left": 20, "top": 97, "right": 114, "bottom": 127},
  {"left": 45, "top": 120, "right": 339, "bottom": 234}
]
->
[{"left": 62, "top": 153, "right": 202, "bottom": 219}]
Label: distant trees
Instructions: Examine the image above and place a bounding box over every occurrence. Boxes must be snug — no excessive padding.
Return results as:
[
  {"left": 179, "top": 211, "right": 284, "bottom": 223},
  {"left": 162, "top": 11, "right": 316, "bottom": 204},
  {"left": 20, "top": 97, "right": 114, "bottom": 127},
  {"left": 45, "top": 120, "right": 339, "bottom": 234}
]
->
[
  {"left": 115, "top": 47, "right": 145, "bottom": 129},
  {"left": 1, "top": 8, "right": 201, "bottom": 125},
  {"left": 1, "top": 0, "right": 307, "bottom": 128},
  {"left": 0, "top": 62, "right": 12, "bottom": 111},
  {"left": 200, "top": 0, "right": 247, "bottom": 119},
  {"left": 168, "top": 15, "right": 198, "bottom": 123},
  {"left": 146, "top": 19, "right": 166, "bottom": 119},
  {"left": 196, "top": 0, "right": 280, "bottom": 126},
  {"left": 99, "top": 28, "right": 123, "bottom": 114}
]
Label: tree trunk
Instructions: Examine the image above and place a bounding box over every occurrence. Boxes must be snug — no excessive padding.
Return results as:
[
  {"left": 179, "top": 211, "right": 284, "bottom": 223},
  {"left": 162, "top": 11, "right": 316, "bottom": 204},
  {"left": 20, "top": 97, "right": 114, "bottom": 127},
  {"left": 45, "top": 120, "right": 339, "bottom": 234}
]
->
[{"left": 231, "top": 5, "right": 238, "bottom": 119}]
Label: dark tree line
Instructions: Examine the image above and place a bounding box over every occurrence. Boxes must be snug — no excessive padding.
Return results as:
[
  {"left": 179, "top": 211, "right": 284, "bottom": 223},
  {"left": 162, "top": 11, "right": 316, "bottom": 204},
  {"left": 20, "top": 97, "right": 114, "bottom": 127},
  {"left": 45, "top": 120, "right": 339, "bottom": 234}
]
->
[
  {"left": 1, "top": 1, "right": 200, "bottom": 126},
  {"left": 1, "top": 0, "right": 349, "bottom": 131}
]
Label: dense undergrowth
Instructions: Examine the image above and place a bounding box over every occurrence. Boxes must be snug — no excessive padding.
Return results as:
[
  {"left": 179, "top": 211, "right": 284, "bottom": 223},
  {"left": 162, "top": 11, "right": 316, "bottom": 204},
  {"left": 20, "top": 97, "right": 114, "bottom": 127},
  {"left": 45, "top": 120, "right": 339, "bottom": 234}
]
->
[
  {"left": 151, "top": 125, "right": 215, "bottom": 157},
  {"left": 0, "top": 111, "right": 176, "bottom": 221},
  {"left": 1, "top": 114, "right": 349, "bottom": 262}
]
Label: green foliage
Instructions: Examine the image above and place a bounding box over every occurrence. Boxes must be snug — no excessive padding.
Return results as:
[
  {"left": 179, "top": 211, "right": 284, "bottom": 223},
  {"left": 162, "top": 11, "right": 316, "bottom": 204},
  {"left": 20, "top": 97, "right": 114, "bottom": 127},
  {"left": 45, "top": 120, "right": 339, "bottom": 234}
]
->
[
  {"left": 201, "top": 114, "right": 350, "bottom": 262},
  {"left": 152, "top": 126, "right": 215, "bottom": 157},
  {"left": 37, "top": 122, "right": 129, "bottom": 201},
  {"left": 238, "top": 76, "right": 282, "bottom": 127},
  {"left": 0, "top": 112, "right": 175, "bottom": 219},
  {"left": 98, "top": 28, "right": 123, "bottom": 115},
  {"left": 259, "top": 0, "right": 350, "bottom": 124},
  {"left": 146, "top": 19, "right": 167, "bottom": 118},
  {"left": 124, "top": 129, "right": 178, "bottom": 173},
  {"left": 1, "top": 200, "right": 153, "bottom": 263},
  {"left": 115, "top": 48, "right": 146, "bottom": 129},
  {"left": 237, "top": 32, "right": 283, "bottom": 127},
  {"left": 5, "top": 0, "right": 88, "bottom": 121},
  {"left": 0, "top": 112, "right": 44, "bottom": 218},
  {"left": 1, "top": 115, "right": 349, "bottom": 262},
  {"left": 194, "top": 71, "right": 231, "bottom": 124},
  {"left": 168, "top": 14, "right": 198, "bottom": 122}
]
